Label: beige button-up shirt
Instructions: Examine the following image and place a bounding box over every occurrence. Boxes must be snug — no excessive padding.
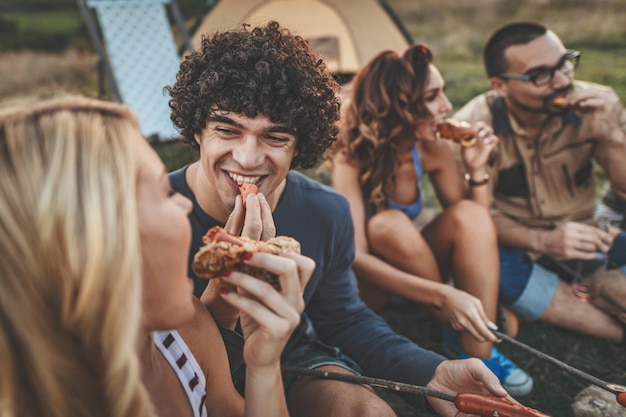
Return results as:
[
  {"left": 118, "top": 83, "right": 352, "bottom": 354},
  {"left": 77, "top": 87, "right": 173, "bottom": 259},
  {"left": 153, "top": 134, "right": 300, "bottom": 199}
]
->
[{"left": 455, "top": 81, "right": 626, "bottom": 230}]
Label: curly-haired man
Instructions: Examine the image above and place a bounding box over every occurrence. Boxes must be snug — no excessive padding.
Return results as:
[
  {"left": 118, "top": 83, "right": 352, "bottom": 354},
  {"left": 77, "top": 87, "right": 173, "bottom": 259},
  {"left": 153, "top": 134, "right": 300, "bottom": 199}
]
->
[{"left": 168, "top": 21, "right": 511, "bottom": 417}]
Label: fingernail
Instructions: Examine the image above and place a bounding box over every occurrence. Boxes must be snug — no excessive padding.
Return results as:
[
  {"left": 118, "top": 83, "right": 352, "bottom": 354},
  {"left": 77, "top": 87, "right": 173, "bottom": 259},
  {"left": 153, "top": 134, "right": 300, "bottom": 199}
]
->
[
  {"left": 220, "top": 287, "right": 230, "bottom": 295},
  {"left": 488, "top": 321, "right": 498, "bottom": 330},
  {"left": 243, "top": 252, "right": 254, "bottom": 260}
]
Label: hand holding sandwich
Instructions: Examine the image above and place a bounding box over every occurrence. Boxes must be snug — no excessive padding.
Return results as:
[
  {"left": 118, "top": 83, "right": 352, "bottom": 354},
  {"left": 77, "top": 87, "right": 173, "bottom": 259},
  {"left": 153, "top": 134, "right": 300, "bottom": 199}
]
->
[{"left": 437, "top": 119, "right": 498, "bottom": 183}]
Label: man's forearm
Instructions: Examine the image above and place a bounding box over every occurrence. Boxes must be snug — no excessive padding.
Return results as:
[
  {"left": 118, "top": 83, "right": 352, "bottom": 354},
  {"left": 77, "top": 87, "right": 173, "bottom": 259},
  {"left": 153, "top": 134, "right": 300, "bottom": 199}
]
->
[{"left": 492, "top": 214, "right": 546, "bottom": 252}]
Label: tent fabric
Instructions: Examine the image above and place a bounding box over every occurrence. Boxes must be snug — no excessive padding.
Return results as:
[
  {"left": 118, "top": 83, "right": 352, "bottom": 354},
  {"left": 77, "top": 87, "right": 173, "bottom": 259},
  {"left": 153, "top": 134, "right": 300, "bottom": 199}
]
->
[{"left": 191, "top": 0, "right": 411, "bottom": 75}]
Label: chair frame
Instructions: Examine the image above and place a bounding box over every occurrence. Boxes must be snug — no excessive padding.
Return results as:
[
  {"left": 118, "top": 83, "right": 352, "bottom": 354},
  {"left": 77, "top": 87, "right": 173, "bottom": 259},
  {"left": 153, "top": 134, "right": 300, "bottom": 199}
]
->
[{"left": 77, "top": 0, "right": 193, "bottom": 104}]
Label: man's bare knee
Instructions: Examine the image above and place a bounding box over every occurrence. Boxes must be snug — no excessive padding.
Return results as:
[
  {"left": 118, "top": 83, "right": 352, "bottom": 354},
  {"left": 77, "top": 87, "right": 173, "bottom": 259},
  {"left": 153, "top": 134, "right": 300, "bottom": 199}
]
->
[
  {"left": 287, "top": 366, "right": 397, "bottom": 417},
  {"left": 540, "top": 281, "right": 623, "bottom": 343}
]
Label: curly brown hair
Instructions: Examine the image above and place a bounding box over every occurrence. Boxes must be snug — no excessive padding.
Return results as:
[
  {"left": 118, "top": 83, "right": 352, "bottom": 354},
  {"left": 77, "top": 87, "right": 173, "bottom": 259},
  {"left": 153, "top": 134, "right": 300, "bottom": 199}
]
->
[
  {"left": 328, "top": 44, "right": 433, "bottom": 212},
  {"left": 167, "top": 21, "right": 341, "bottom": 170}
]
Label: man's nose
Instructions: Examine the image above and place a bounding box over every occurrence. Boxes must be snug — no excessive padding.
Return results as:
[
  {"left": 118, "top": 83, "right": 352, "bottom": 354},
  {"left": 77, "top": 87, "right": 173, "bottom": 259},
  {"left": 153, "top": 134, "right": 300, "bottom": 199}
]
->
[{"left": 232, "top": 135, "right": 264, "bottom": 168}]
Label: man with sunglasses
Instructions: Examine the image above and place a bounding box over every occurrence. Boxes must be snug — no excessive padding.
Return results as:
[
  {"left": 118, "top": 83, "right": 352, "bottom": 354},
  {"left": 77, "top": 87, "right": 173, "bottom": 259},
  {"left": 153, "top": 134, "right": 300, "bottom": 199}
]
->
[{"left": 455, "top": 22, "right": 626, "bottom": 345}]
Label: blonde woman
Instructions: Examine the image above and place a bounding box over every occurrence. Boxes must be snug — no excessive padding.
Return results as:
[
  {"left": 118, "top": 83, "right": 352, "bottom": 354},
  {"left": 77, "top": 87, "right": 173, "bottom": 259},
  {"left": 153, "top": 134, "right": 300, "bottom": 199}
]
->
[{"left": 0, "top": 96, "right": 310, "bottom": 417}]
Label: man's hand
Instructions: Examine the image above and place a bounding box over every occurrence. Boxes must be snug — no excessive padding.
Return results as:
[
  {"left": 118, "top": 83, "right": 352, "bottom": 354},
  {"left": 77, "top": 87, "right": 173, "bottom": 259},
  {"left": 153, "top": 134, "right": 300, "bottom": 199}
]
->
[
  {"left": 570, "top": 87, "right": 624, "bottom": 139},
  {"left": 426, "top": 359, "right": 510, "bottom": 417},
  {"left": 540, "top": 221, "right": 613, "bottom": 260},
  {"left": 225, "top": 192, "right": 276, "bottom": 241},
  {"left": 207, "top": 191, "right": 278, "bottom": 328}
]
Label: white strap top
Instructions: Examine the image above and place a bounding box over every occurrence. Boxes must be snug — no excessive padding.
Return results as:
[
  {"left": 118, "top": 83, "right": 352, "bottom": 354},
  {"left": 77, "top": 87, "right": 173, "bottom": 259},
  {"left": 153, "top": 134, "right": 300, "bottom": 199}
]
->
[{"left": 154, "top": 330, "right": 208, "bottom": 417}]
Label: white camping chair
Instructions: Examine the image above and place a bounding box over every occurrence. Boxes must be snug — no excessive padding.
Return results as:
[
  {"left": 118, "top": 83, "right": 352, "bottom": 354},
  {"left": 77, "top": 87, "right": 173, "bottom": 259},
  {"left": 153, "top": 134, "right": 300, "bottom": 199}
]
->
[{"left": 77, "top": 0, "right": 193, "bottom": 141}]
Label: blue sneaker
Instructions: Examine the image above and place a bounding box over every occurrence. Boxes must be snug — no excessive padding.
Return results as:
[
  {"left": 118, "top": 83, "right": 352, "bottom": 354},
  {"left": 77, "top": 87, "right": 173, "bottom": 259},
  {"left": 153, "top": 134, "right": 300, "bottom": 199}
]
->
[{"left": 442, "top": 327, "right": 534, "bottom": 396}]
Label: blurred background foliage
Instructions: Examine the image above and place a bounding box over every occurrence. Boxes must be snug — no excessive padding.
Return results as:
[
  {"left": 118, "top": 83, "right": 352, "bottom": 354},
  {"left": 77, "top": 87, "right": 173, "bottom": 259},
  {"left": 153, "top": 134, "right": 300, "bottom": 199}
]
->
[
  {"left": 2, "top": 0, "right": 625, "bottom": 104},
  {"left": 2, "top": 0, "right": 625, "bottom": 175}
]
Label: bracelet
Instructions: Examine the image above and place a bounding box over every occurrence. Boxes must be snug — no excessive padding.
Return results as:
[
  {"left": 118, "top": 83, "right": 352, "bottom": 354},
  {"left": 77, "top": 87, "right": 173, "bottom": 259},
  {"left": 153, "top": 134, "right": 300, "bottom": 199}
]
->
[{"left": 465, "top": 172, "right": 490, "bottom": 187}]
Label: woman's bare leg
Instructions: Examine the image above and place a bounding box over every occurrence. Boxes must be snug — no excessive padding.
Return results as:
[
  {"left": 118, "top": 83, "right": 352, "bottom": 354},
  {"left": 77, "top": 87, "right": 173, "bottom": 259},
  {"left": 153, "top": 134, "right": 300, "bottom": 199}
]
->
[
  {"left": 421, "top": 200, "right": 499, "bottom": 358},
  {"left": 365, "top": 210, "right": 449, "bottom": 320}
]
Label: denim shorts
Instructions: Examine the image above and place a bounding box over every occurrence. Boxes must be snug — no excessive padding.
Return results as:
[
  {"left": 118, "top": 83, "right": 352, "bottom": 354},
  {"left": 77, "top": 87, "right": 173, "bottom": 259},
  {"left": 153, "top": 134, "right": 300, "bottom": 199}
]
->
[
  {"left": 499, "top": 235, "right": 626, "bottom": 322},
  {"left": 281, "top": 339, "right": 363, "bottom": 395},
  {"left": 498, "top": 246, "right": 559, "bottom": 322}
]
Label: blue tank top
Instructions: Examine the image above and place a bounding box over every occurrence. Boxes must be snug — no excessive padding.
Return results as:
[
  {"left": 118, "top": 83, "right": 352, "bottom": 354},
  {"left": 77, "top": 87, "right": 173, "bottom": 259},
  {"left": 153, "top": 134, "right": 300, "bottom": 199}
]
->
[{"left": 388, "top": 144, "right": 424, "bottom": 219}]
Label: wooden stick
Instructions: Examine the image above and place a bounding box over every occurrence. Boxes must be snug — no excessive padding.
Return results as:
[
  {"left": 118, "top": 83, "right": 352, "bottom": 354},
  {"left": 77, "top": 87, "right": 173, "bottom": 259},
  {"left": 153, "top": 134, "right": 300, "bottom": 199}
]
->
[
  {"left": 281, "top": 366, "right": 456, "bottom": 402},
  {"left": 493, "top": 330, "right": 626, "bottom": 396}
]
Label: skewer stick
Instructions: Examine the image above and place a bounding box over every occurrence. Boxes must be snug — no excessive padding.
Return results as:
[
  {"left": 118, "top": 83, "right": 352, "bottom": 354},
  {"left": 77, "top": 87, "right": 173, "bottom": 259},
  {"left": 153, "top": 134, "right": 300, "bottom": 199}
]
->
[
  {"left": 493, "top": 329, "right": 626, "bottom": 397},
  {"left": 282, "top": 366, "right": 552, "bottom": 416},
  {"left": 282, "top": 366, "right": 456, "bottom": 402}
]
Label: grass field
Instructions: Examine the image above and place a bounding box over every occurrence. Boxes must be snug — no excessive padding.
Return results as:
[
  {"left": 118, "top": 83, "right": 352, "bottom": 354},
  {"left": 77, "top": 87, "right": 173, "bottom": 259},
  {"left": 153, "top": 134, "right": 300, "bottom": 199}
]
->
[
  {"left": 2, "top": 10, "right": 83, "bottom": 33},
  {"left": 374, "top": 300, "right": 626, "bottom": 417},
  {"left": 1, "top": 1, "right": 626, "bottom": 416}
]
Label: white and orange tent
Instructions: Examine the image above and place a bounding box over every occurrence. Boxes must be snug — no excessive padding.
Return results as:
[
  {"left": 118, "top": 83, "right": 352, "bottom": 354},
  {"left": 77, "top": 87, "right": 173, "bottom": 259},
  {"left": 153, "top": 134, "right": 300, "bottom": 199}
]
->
[{"left": 191, "top": 0, "right": 412, "bottom": 79}]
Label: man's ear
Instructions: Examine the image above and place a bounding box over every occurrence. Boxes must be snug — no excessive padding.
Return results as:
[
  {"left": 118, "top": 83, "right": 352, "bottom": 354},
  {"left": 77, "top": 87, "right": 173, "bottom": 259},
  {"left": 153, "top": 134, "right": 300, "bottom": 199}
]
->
[
  {"left": 194, "top": 133, "right": 202, "bottom": 147},
  {"left": 490, "top": 77, "right": 508, "bottom": 98}
]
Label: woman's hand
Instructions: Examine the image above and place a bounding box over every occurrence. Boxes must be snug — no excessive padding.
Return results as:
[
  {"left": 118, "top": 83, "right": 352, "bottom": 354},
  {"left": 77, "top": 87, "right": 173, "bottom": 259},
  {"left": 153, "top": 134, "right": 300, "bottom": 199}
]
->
[
  {"left": 439, "top": 286, "right": 499, "bottom": 343},
  {"left": 219, "top": 251, "right": 314, "bottom": 369},
  {"left": 460, "top": 121, "right": 498, "bottom": 175}
]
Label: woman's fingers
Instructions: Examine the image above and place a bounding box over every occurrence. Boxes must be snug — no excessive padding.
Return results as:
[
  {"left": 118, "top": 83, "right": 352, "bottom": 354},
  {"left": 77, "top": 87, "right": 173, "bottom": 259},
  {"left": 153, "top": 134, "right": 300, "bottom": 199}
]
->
[
  {"left": 277, "top": 252, "right": 315, "bottom": 297},
  {"left": 220, "top": 269, "right": 296, "bottom": 320},
  {"left": 220, "top": 251, "right": 312, "bottom": 316},
  {"left": 220, "top": 285, "right": 300, "bottom": 335},
  {"left": 460, "top": 316, "right": 487, "bottom": 343},
  {"left": 451, "top": 304, "right": 498, "bottom": 343},
  {"left": 247, "top": 253, "right": 310, "bottom": 310}
]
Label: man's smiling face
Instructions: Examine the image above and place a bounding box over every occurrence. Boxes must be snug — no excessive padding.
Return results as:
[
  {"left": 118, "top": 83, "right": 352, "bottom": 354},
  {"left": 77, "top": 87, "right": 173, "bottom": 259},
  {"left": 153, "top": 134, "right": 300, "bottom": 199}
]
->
[{"left": 194, "top": 112, "right": 298, "bottom": 215}]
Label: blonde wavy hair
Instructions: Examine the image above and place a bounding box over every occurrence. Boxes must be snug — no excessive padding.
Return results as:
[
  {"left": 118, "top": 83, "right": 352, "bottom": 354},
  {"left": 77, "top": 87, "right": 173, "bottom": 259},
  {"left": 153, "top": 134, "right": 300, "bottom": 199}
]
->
[{"left": 0, "top": 96, "right": 154, "bottom": 417}]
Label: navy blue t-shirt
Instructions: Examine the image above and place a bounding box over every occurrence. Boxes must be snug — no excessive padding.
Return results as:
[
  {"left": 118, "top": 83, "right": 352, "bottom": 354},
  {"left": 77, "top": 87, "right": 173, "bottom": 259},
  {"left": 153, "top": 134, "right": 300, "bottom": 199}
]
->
[{"left": 169, "top": 167, "right": 445, "bottom": 402}]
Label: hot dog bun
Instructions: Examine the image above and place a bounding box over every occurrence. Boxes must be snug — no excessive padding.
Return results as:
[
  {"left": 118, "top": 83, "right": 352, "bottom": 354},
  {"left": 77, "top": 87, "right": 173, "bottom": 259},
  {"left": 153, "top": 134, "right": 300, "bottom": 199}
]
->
[
  {"left": 436, "top": 119, "right": 476, "bottom": 147},
  {"left": 192, "top": 226, "right": 300, "bottom": 291}
]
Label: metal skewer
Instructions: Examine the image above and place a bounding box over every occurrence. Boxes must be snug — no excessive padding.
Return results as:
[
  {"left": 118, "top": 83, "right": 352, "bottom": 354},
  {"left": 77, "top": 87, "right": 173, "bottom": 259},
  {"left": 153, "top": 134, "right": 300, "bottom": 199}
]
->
[
  {"left": 282, "top": 366, "right": 552, "bottom": 416},
  {"left": 493, "top": 329, "right": 626, "bottom": 397},
  {"left": 282, "top": 366, "right": 456, "bottom": 402}
]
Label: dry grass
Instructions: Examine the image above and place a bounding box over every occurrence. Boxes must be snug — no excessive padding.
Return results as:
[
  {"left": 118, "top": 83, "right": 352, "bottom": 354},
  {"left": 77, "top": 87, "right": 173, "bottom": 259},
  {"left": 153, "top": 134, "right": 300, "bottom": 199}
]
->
[
  {"left": 0, "top": 49, "right": 99, "bottom": 103},
  {"left": 390, "top": 0, "right": 626, "bottom": 53}
]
